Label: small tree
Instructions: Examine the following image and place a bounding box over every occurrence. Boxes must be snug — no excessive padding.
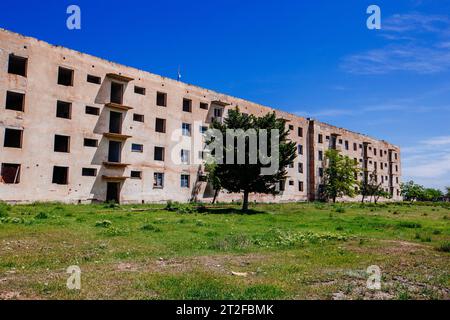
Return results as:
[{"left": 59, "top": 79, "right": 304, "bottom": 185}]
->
[
  {"left": 322, "top": 149, "right": 359, "bottom": 203},
  {"left": 205, "top": 161, "right": 221, "bottom": 204},
  {"left": 400, "top": 181, "right": 424, "bottom": 201},
  {"left": 360, "top": 170, "right": 389, "bottom": 203},
  {"left": 419, "top": 188, "right": 443, "bottom": 202},
  {"left": 445, "top": 186, "right": 450, "bottom": 198},
  {"left": 209, "top": 108, "right": 296, "bottom": 211}
]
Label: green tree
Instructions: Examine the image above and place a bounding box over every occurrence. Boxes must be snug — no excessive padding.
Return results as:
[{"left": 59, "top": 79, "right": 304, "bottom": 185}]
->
[
  {"left": 209, "top": 108, "right": 296, "bottom": 211},
  {"left": 205, "top": 161, "right": 221, "bottom": 204},
  {"left": 445, "top": 186, "right": 450, "bottom": 198},
  {"left": 400, "top": 181, "right": 424, "bottom": 201},
  {"left": 419, "top": 188, "right": 443, "bottom": 202},
  {"left": 322, "top": 149, "right": 359, "bottom": 203},
  {"left": 360, "top": 170, "right": 391, "bottom": 203}
]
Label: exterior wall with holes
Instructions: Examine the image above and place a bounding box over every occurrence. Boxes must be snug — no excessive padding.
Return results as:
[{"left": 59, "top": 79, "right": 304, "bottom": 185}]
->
[{"left": 0, "top": 29, "right": 402, "bottom": 204}]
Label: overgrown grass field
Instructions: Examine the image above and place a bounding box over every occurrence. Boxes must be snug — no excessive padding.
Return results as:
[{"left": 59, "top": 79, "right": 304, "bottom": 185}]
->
[{"left": 0, "top": 201, "right": 449, "bottom": 300}]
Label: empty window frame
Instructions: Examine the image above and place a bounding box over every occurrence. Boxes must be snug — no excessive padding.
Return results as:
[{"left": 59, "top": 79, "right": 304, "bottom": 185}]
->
[
  {"left": 8, "top": 54, "right": 27, "bottom": 77},
  {"left": 156, "top": 92, "right": 167, "bottom": 107},
  {"left": 155, "top": 118, "right": 166, "bottom": 133},
  {"left": 289, "top": 180, "right": 294, "bottom": 186},
  {"left": 56, "top": 100, "right": 72, "bottom": 119},
  {"left": 84, "top": 138, "right": 98, "bottom": 147},
  {"left": 345, "top": 140, "right": 349, "bottom": 150},
  {"left": 353, "top": 143, "right": 357, "bottom": 151},
  {"left": 1, "top": 163, "right": 21, "bottom": 184},
  {"left": 319, "top": 167, "right": 324, "bottom": 177},
  {"left": 133, "top": 113, "right": 144, "bottom": 122},
  {"left": 57, "top": 67, "right": 74, "bottom": 86},
  {"left": 85, "top": 106, "right": 100, "bottom": 115},
  {"left": 154, "top": 146, "right": 165, "bottom": 161},
  {"left": 4, "top": 128, "right": 22, "bottom": 148},
  {"left": 200, "top": 102, "right": 208, "bottom": 110},
  {"left": 297, "top": 144, "right": 303, "bottom": 155},
  {"left": 5, "top": 91, "right": 25, "bottom": 111},
  {"left": 110, "top": 82, "right": 124, "bottom": 104},
  {"left": 182, "top": 98, "right": 192, "bottom": 112},
  {"left": 213, "top": 108, "right": 223, "bottom": 118},
  {"left": 318, "top": 134, "right": 323, "bottom": 143},
  {"left": 289, "top": 125, "right": 294, "bottom": 130},
  {"left": 130, "top": 170, "right": 142, "bottom": 179},
  {"left": 134, "top": 86, "right": 146, "bottom": 95},
  {"left": 132, "top": 143, "right": 143, "bottom": 152},
  {"left": 82, "top": 168, "right": 97, "bottom": 176},
  {"left": 298, "top": 162, "right": 303, "bottom": 173},
  {"left": 181, "top": 149, "right": 190, "bottom": 164},
  {"left": 54, "top": 135, "right": 70, "bottom": 153},
  {"left": 182, "top": 123, "right": 191, "bottom": 136},
  {"left": 298, "top": 127, "right": 303, "bottom": 137},
  {"left": 52, "top": 166, "right": 69, "bottom": 185},
  {"left": 154, "top": 172, "right": 164, "bottom": 188},
  {"left": 200, "top": 125, "right": 208, "bottom": 134},
  {"left": 318, "top": 150, "right": 323, "bottom": 161},
  {"left": 87, "top": 74, "right": 101, "bottom": 84},
  {"left": 298, "top": 181, "right": 304, "bottom": 192},
  {"left": 180, "top": 174, "right": 190, "bottom": 188}
]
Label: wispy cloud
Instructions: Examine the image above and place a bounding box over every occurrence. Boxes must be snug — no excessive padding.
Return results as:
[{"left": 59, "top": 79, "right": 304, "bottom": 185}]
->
[
  {"left": 402, "top": 135, "right": 450, "bottom": 190},
  {"left": 341, "top": 12, "right": 450, "bottom": 74}
]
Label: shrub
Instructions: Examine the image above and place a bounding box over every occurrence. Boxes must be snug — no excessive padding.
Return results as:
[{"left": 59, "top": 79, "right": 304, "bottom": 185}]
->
[
  {"left": 95, "top": 220, "right": 112, "bottom": 228},
  {"left": 397, "top": 221, "right": 422, "bottom": 229},
  {"left": 103, "top": 201, "right": 119, "bottom": 209},
  {"left": 0, "top": 202, "right": 11, "bottom": 218},
  {"left": 334, "top": 206, "right": 346, "bottom": 213},
  {"left": 35, "top": 211, "right": 49, "bottom": 219},
  {"left": 104, "top": 226, "right": 128, "bottom": 236},
  {"left": 436, "top": 242, "right": 450, "bottom": 253},
  {"left": 140, "top": 223, "right": 161, "bottom": 232}
]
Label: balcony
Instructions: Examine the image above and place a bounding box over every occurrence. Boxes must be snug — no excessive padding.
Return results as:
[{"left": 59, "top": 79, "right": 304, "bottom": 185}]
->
[
  {"left": 106, "top": 73, "right": 134, "bottom": 82},
  {"left": 102, "top": 161, "right": 130, "bottom": 168},
  {"left": 102, "top": 175, "right": 129, "bottom": 181},
  {"left": 103, "top": 132, "right": 132, "bottom": 141},
  {"left": 105, "top": 102, "right": 133, "bottom": 111}
]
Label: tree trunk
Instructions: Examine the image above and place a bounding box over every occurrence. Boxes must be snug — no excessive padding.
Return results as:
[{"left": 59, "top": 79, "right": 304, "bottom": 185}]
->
[
  {"left": 333, "top": 196, "right": 336, "bottom": 203},
  {"left": 242, "top": 190, "right": 249, "bottom": 211},
  {"left": 212, "top": 188, "right": 219, "bottom": 204}
]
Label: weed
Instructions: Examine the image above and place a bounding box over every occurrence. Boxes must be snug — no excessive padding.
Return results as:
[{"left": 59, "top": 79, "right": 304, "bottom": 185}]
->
[
  {"left": 35, "top": 211, "right": 49, "bottom": 219},
  {"left": 140, "top": 223, "right": 161, "bottom": 232},
  {"left": 436, "top": 242, "right": 450, "bottom": 253},
  {"left": 95, "top": 220, "right": 112, "bottom": 228}
]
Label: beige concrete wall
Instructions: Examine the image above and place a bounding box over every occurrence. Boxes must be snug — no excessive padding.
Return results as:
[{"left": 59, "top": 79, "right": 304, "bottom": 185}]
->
[{"left": 0, "top": 29, "right": 401, "bottom": 204}]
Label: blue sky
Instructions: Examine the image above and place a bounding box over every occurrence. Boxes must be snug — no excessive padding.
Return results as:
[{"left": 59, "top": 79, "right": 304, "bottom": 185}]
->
[{"left": 1, "top": 0, "right": 449, "bottom": 190}]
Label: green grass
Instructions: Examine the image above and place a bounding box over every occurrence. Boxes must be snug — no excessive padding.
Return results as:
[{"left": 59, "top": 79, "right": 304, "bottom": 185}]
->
[{"left": 0, "top": 201, "right": 449, "bottom": 300}]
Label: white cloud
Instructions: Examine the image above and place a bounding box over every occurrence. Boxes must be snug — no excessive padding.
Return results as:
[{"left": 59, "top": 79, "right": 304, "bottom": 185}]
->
[
  {"left": 402, "top": 136, "right": 450, "bottom": 190},
  {"left": 341, "top": 12, "right": 450, "bottom": 75}
]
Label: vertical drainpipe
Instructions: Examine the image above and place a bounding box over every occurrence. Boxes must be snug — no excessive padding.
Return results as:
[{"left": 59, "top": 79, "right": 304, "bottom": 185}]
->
[{"left": 307, "top": 119, "right": 315, "bottom": 201}]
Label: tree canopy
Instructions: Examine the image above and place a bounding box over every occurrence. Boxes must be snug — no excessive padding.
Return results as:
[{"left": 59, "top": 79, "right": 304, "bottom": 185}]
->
[
  {"left": 207, "top": 108, "right": 296, "bottom": 211},
  {"left": 321, "top": 149, "right": 359, "bottom": 203}
]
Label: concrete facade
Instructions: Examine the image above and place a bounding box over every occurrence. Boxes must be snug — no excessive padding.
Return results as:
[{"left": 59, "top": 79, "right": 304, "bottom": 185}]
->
[{"left": 0, "top": 29, "right": 402, "bottom": 204}]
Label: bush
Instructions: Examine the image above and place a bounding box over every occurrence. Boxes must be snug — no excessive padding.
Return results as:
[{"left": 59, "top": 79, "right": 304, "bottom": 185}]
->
[
  {"left": 140, "top": 223, "right": 161, "bottom": 232},
  {"left": 103, "top": 201, "right": 119, "bottom": 209},
  {"left": 397, "top": 221, "right": 422, "bottom": 229},
  {"left": 35, "top": 211, "right": 49, "bottom": 219},
  {"left": 0, "top": 202, "right": 11, "bottom": 218},
  {"left": 334, "top": 206, "right": 346, "bottom": 213},
  {"left": 436, "top": 242, "right": 450, "bottom": 253}
]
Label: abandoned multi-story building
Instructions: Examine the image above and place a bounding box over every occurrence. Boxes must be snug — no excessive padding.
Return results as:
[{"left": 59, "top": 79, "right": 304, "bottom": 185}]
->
[{"left": 0, "top": 29, "right": 402, "bottom": 204}]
